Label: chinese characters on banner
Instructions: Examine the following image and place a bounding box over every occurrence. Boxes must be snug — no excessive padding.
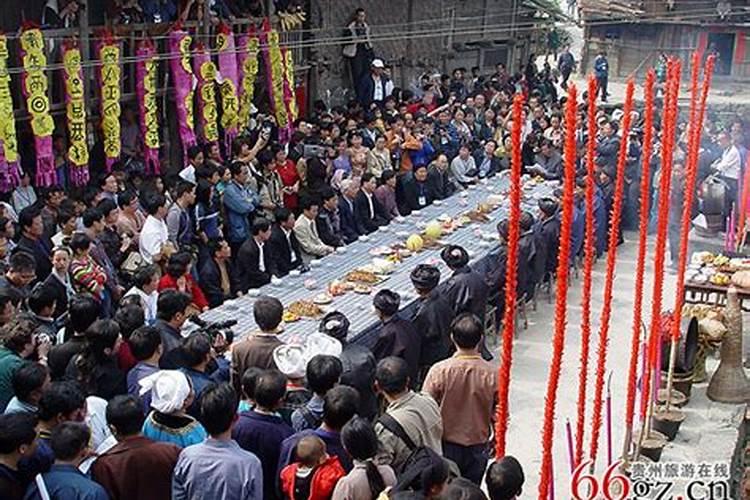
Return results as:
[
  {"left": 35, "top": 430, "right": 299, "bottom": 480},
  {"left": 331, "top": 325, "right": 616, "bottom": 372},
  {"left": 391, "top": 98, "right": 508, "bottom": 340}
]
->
[
  {"left": 238, "top": 32, "right": 260, "bottom": 129},
  {"left": 20, "top": 28, "right": 56, "bottom": 187},
  {"left": 194, "top": 44, "right": 219, "bottom": 145},
  {"left": 98, "top": 39, "right": 122, "bottom": 172},
  {"left": 135, "top": 41, "right": 161, "bottom": 175},
  {"left": 62, "top": 41, "right": 89, "bottom": 185},
  {"left": 169, "top": 29, "right": 197, "bottom": 161},
  {"left": 0, "top": 35, "right": 20, "bottom": 192},
  {"left": 217, "top": 26, "right": 240, "bottom": 153}
]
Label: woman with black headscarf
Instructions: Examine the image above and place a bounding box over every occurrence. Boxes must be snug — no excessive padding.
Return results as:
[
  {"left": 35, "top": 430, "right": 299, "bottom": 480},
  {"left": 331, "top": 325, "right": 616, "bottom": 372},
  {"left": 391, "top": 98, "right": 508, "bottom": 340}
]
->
[
  {"left": 371, "top": 290, "right": 420, "bottom": 387},
  {"left": 410, "top": 264, "right": 454, "bottom": 373}
]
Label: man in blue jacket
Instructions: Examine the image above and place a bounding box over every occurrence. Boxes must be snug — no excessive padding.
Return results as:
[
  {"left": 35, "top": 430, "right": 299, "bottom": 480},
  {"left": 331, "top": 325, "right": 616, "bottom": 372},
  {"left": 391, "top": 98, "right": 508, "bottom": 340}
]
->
[
  {"left": 594, "top": 50, "right": 609, "bottom": 102},
  {"left": 223, "top": 161, "right": 260, "bottom": 255}
]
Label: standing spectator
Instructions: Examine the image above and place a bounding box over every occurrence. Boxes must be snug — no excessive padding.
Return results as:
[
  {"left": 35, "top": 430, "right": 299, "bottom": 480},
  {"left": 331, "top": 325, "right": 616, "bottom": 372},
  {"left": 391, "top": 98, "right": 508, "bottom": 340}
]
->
[
  {"left": 557, "top": 45, "right": 575, "bottom": 90},
  {"left": 153, "top": 290, "right": 192, "bottom": 359},
  {"left": 141, "top": 370, "right": 207, "bottom": 448},
  {"left": 441, "top": 245, "right": 489, "bottom": 324},
  {"left": 231, "top": 296, "right": 285, "bottom": 392},
  {"left": 12, "top": 172, "right": 37, "bottom": 215},
  {"left": 123, "top": 265, "right": 160, "bottom": 325},
  {"left": 410, "top": 264, "right": 453, "bottom": 373},
  {"left": 47, "top": 295, "right": 99, "bottom": 379},
  {"left": 172, "top": 383, "right": 264, "bottom": 500},
  {"left": 280, "top": 435, "right": 345, "bottom": 500},
  {"left": 423, "top": 314, "right": 497, "bottom": 484},
  {"left": 40, "top": 186, "right": 65, "bottom": 240},
  {"left": 99, "top": 172, "right": 121, "bottom": 203},
  {"left": 91, "top": 395, "right": 180, "bottom": 500},
  {"left": 82, "top": 207, "right": 123, "bottom": 309},
  {"left": 180, "top": 333, "right": 214, "bottom": 417},
  {"left": 233, "top": 369, "right": 294, "bottom": 500},
  {"left": 179, "top": 145, "right": 203, "bottom": 185},
  {"left": 0, "top": 412, "right": 38, "bottom": 500},
  {"left": 126, "top": 326, "right": 162, "bottom": 414},
  {"left": 0, "top": 252, "right": 37, "bottom": 301},
  {"left": 16, "top": 207, "right": 52, "bottom": 281},
  {"left": 275, "top": 147, "right": 300, "bottom": 212},
  {"left": 65, "top": 319, "right": 126, "bottom": 401},
  {"left": 223, "top": 162, "right": 260, "bottom": 255},
  {"left": 294, "top": 197, "right": 335, "bottom": 262},
  {"left": 139, "top": 193, "right": 171, "bottom": 264},
  {"left": 367, "top": 136, "right": 392, "bottom": 178},
  {"left": 0, "top": 317, "right": 50, "bottom": 411},
  {"left": 594, "top": 50, "right": 609, "bottom": 102},
  {"left": 165, "top": 181, "right": 197, "bottom": 249},
  {"left": 50, "top": 209, "right": 76, "bottom": 248},
  {"left": 343, "top": 8, "right": 373, "bottom": 91},
  {"left": 116, "top": 191, "right": 146, "bottom": 242},
  {"left": 23, "top": 422, "right": 109, "bottom": 500},
  {"left": 291, "top": 355, "right": 343, "bottom": 432},
  {"left": 371, "top": 290, "right": 420, "bottom": 387},
  {"left": 69, "top": 233, "right": 108, "bottom": 306},
  {"left": 485, "top": 457, "right": 525, "bottom": 500},
  {"left": 373, "top": 357, "right": 443, "bottom": 470},
  {"left": 358, "top": 59, "right": 394, "bottom": 109},
  {"left": 42, "top": 246, "right": 73, "bottom": 321},
  {"left": 97, "top": 199, "right": 130, "bottom": 269},
  {"left": 4, "top": 363, "right": 49, "bottom": 415},
  {"left": 235, "top": 218, "right": 274, "bottom": 292}
]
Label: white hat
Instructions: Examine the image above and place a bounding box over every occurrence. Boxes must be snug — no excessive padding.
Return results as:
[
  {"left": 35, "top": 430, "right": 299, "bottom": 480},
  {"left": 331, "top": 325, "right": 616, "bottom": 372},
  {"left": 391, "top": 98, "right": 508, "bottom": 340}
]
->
[
  {"left": 139, "top": 370, "right": 191, "bottom": 414},
  {"left": 273, "top": 344, "right": 307, "bottom": 379},
  {"left": 371, "top": 58, "right": 385, "bottom": 69},
  {"left": 304, "top": 333, "right": 342, "bottom": 360}
]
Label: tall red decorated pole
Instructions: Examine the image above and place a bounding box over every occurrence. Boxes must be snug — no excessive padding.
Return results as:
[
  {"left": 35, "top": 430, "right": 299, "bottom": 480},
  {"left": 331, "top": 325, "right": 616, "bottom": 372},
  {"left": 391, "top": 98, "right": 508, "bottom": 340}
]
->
[
  {"left": 665, "top": 53, "right": 715, "bottom": 411},
  {"left": 587, "top": 78, "right": 635, "bottom": 471},
  {"left": 574, "top": 75, "right": 599, "bottom": 467},
  {"left": 637, "top": 58, "right": 682, "bottom": 457},
  {"left": 622, "top": 69, "right": 656, "bottom": 462},
  {"left": 495, "top": 92, "right": 525, "bottom": 457},
  {"left": 537, "top": 83, "right": 578, "bottom": 500}
]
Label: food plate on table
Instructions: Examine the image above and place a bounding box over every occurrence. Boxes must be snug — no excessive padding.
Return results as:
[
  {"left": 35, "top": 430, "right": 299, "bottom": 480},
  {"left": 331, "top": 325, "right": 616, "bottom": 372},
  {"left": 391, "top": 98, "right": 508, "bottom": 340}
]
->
[
  {"left": 313, "top": 293, "right": 334, "bottom": 305},
  {"left": 286, "top": 300, "right": 324, "bottom": 319},
  {"left": 282, "top": 311, "right": 300, "bottom": 323},
  {"left": 345, "top": 269, "right": 385, "bottom": 284},
  {"left": 353, "top": 284, "right": 372, "bottom": 294},
  {"left": 369, "top": 246, "right": 394, "bottom": 257},
  {"left": 328, "top": 280, "right": 353, "bottom": 296}
]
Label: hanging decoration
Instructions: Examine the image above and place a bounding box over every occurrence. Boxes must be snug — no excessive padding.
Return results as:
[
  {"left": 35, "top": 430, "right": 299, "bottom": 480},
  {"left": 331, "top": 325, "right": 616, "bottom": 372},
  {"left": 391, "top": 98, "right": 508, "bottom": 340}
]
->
[
  {"left": 97, "top": 35, "right": 121, "bottom": 172},
  {"left": 238, "top": 30, "right": 260, "bottom": 128},
  {"left": 62, "top": 40, "right": 89, "bottom": 185},
  {"left": 282, "top": 47, "right": 297, "bottom": 122},
  {"left": 0, "top": 34, "right": 20, "bottom": 192},
  {"left": 135, "top": 40, "right": 161, "bottom": 175},
  {"left": 261, "top": 19, "right": 290, "bottom": 141},
  {"left": 574, "top": 75, "right": 598, "bottom": 468},
  {"left": 537, "top": 83, "right": 578, "bottom": 500},
  {"left": 217, "top": 24, "right": 240, "bottom": 153},
  {"left": 588, "top": 78, "right": 635, "bottom": 469},
  {"left": 494, "top": 92, "right": 525, "bottom": 458},
  {"left": 20, "top": 28, "right": 55, "bottom": 186},
  {"left": 169, "top": 27, "right": 197, "bottom": 159},
  {"left": 622, "top": 69, "right": 656, "bottom": 462},
  {"left": 193, "top": 44, "right": 219, "bottom": 145}
]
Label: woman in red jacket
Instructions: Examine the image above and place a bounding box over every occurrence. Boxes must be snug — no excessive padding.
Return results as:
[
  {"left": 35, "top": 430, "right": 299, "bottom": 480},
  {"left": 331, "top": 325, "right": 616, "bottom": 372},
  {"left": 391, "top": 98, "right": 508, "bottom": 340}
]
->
[
  {"left": 157, "top": 251, "right": 209, "bottom": 312},
  {"left": 274, "top": 145, "right": 300, "bottom": 212}
]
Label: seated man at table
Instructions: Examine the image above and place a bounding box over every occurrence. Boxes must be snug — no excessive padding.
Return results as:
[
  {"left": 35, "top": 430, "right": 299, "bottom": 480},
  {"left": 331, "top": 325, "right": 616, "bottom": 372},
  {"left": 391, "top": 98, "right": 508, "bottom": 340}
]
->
[
  {"left": 294, "top": 196, "right": 335, "bottom": 263},
  {"left": 235, "top": 218, "right": 275, "bottom": 293},
  {"left": 268, "top": 208, "right": 303, "bottom": 276},
  {"left": 397, "top": 165, "right": 435, "bottom": 215},
  {"left": 355, "top": 173, "right": 389, "bottom": 235},
  {"left": 317, "top": 188, "right": 345, "bottom": 248},
  {"left": 337, "top": 179, "right": 361, "bottom": 244}
]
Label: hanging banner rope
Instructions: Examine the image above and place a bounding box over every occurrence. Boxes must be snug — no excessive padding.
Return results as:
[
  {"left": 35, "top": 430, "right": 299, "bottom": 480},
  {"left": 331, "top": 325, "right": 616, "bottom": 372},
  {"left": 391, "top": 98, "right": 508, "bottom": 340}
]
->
[
  {"left": 261, "top": 19, "right": 290, "bottom": 141},
  {"left": 217, "top": 24, "right": 240, "bottom": 153},
  {"left": 20, "top": 28, "right": 55, "bottom": 187},
  {"left": 62, "top": 40, "right": 89, "bottom": 186},
  {"left": 238, "top": 30, "right": 260, "bottom": 129},
  {"left": 282, "top": 46, "right": 297, "bottom": 122},
  {"left": 97, "top": 35, "right": 122, "bottom": 172},
  {"left": 169, "top": 27, "right": 197, "bottom": 160},
  {"left": 0, "top": 34, "right": 20, "bottom": 192},
  {"left": 193, "top": 44, "right": 219, "bottom": 145},
  {"left": 135, "top": 40, "right": 161, "bottom": 175}
]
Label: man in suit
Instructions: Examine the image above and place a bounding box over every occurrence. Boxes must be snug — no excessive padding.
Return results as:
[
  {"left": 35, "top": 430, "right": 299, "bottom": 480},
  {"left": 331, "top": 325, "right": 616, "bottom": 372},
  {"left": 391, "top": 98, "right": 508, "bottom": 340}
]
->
[
  {"left": 268, "top": 208, "right": 303, "bottom": 276},
  {"left": 293, "top": 196, "right": 334, "bottom": 263},
  {"left": 317, "top": 187, "right": 345, "bottom": 248},
  {"left": 235, "top": 218, "right": 274, "bottom": 293},
  {"left": 337, "top": 179, "right": 360, "bottom": 243},
  {"left": 472, "top": 140, "right": 502, "bottom": 178},
  {"left": 354, "top": 173, "right": 388, "bottom": 235},
  {"left": 198, "top": 238, "right": 234, "bottom": 308}
]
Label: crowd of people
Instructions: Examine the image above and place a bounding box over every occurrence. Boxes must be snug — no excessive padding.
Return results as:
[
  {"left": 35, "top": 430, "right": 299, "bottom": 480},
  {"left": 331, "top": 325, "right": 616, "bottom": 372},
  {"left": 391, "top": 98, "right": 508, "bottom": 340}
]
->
[{"left": 0, "top": 37, "right": 747, "bottom": 499}]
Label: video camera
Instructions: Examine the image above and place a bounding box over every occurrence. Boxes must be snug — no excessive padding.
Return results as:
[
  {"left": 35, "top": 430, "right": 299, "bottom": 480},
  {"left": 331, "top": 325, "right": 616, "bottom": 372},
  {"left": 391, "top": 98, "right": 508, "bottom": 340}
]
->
[{"left": 188, "top": 316, "right": 237, "bottom": 345}]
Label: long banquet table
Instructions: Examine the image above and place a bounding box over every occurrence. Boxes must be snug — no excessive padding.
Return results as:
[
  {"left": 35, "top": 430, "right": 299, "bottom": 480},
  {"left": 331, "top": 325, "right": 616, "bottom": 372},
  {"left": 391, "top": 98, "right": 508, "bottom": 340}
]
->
[{"left": 200, "top": 174, "right": 557, "bottom": 348}]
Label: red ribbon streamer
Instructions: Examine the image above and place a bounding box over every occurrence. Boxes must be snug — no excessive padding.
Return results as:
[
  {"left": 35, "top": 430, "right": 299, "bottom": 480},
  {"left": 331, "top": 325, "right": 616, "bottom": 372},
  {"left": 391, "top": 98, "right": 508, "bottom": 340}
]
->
[
  {"left": 574, "top": 75, "right": 599, "bottom": 467},
  {"left": 537, "top": 84, "right": 578, "bottom": 500},
  {"left": 495, "top": 92, "right": 525, "bottom": 458},
  {"left": 588, "top": 78, "right": 635, "bottom": 468},
  {"left": 624, "top": 69, "right": 656, "bottom": 437}
]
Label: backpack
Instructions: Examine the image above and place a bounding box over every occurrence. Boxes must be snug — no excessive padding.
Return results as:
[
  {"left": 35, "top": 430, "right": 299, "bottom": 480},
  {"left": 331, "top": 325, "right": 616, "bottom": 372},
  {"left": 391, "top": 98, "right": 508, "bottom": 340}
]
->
[{"left": 378, "top": 413, "right": 446, "bottom": 492}]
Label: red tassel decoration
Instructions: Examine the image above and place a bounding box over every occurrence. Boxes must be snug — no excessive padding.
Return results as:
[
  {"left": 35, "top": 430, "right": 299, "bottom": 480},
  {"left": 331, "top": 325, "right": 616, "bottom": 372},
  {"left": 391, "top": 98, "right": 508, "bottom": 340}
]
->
[
  {"left": 495, "top": 92, "right": 525, "bottom": 457},
  {"left": 641, "top": 58, "right": 682, "bottom": 422},
  {"left": 588, "top": 78, "right": 636, "bottom": 469},
  {"left": 574, "top": 75, "right": 599, "bottom": 467},
  {"left": 623, "top": 69, "right": 656, "bottom": 455},
  {"left": 537, "top": 84, "right": 578, "bottom": 500}
]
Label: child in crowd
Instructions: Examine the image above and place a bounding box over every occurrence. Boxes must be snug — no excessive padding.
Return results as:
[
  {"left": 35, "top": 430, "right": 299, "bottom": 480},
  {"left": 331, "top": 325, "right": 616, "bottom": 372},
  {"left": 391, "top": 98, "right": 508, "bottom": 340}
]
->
[{"left": 280, "top": 435, "right": 345, "bottom": 500}]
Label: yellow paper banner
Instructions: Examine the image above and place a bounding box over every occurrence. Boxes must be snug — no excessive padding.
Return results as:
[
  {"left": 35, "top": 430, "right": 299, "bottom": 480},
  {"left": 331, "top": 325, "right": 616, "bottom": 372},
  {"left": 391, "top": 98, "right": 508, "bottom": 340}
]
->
[
  {"left": 63, "top": 45, "right": 88, "bottom": 167},
  {"left": 0, "top": 35, "right": 19, "bottom": 163}
]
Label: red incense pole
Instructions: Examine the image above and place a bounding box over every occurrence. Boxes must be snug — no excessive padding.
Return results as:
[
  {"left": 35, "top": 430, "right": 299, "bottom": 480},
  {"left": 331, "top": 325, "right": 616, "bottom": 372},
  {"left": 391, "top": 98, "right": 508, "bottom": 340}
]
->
[
  {"left": 495, "top": 93, "right": 525, "bottom": 457},
  {"left": 537, "top": 84, "right": 578, "bottom": 500}
]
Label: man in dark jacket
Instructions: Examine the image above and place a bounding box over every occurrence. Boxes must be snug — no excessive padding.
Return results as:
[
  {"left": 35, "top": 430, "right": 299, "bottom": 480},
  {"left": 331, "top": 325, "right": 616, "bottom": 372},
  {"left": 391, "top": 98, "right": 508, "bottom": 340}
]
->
[
  {"left": 337, "top": 179, "right": 360, "bottom": 243},
  {"left": 354, "top": 173, "right": 388, "bottom": 234},
  {"left": 15, "top": 206, "right": 52, "bottom": 282},
  {"left": 472, "top": 140, "right": 502, "bottom": 178},
  {"left": 371, "top": 290, "right": 420, "bottom": 387},
  {"left": 319, "top": 312, "right": 377, "bottom": 421},
  {"left": 267, "top": 208, "right": 302, "bottom": 276},
  {"left": 596, "top": 121, "right": 620, "bottom": 170},
  {"left": 198, "top": 239, "right": 234, "bottom": 308},
  {"left": 316, "top": 188, "right": 345, "bottom": 248},
  {"left": 397, "top": 165, "right": 434, "bottom": 215},
  {"left": 534, "top": 198, "right": 561, "bottom": 284},
  {"left": 235, "top": 218, "right": 275, "bottom": 293},
  {"left": 518, "top": 213, "right": 538, "bottom": 302},
  {"left": 410, "top": 265, "right": 453, "bottom": 373},
  {"left": 427, "top": 154, "right": 456, "bottom": 200}
]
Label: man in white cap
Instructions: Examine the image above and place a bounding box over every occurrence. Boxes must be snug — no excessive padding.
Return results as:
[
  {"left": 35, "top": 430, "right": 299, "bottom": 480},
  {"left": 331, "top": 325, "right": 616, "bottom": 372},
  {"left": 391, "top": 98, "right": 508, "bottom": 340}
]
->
[{"left": 357, "top": 58, "right": 394, "bottom": 109}]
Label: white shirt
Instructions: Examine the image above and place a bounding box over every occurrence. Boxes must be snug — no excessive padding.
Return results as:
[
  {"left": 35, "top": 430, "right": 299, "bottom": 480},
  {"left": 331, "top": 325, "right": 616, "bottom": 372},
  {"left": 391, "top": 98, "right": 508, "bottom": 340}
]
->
[
  {"left": 281, "top": 227, "right": 294, "bottom": 253},
  {"left": 713, "top": 145, "right": 741, "bottom": 180},
  {"left": 257, "top": 240, "right": 266, "bottom": 272},
  {"left": 179, "top": 165, "right": 196, "bottom": 184},
  {"left": 124, "top": 286, "right": 158, "bottom": 324},
  {"left": 363, "top": 190, "right": 375, "bottom": 218},
  {"left": 139, "top": 215, "right": 168, "bottom": 263}
]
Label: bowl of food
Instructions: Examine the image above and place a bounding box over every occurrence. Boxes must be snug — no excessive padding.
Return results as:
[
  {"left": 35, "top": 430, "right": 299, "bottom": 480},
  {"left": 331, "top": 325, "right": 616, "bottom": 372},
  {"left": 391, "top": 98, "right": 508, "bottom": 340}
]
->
[
  {"left": 313, "top": 293, "right": 333, "bottom": 305},
  {"left": 353, "top": 284, "right": 372, "bottom": 294},
  {"left": 358, "top": 235, "right": 370, "bottom": 242}
]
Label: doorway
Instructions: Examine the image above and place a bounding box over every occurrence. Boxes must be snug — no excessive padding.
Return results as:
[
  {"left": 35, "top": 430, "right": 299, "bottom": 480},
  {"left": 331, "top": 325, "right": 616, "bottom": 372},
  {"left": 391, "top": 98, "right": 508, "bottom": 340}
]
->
[{"left": 707, "top": 32, "right": 735, "bottom": 75}]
